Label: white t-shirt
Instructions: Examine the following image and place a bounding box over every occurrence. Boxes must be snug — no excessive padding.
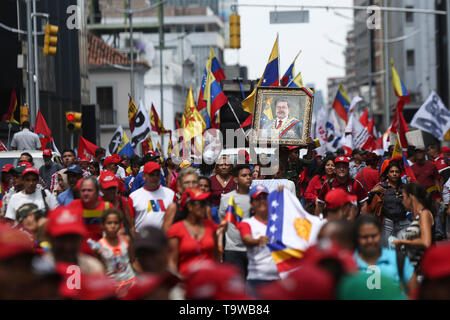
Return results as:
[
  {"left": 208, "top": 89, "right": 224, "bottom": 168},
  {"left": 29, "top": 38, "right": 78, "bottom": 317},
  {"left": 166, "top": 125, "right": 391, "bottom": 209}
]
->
[
  {"left": 443, "top": 178, "right": 450, "bottom": 205},
  {"left": 5, "top": 189, "right": 58, "bottom": 220},
  {"left": 10, "top": 128, "right": 41, "bottom": 150},
  {"left": 130, "top": 185, "right": 175, "bottom": 233},
  {"left": 240, "top": 216, "right": 280, "bottom": 281},
  {"left": 116, "top": 166, "right": 126, "bottom": 180}
]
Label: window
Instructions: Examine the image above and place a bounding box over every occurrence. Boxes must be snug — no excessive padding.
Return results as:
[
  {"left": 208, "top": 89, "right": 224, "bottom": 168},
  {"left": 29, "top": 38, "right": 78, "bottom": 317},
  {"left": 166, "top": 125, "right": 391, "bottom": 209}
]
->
[
  {"left": 96, "top": 86, "right": 114, "bottom": 124},
  {"left": 407, "top": 50, "right": 415, "bottom": 67},
  {"left": 405, "top": 6, "right": 414, "bottom": 23}
]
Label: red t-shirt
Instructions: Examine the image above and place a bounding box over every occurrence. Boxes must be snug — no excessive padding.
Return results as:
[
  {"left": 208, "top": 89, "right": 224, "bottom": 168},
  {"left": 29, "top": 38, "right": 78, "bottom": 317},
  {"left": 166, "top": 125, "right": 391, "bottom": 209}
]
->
[
  {"left": 411, "top": 161, "right": 440, "bottom": 190},
  {"left": 317, "top": 177, "right": 368, "bottom": 204},
  {"left": 210, "top": 175, "right": 235, "bottom": 207},
  {"left": 434, "top": 155, "right": 449, "bottom": 172},
  {"left": 356, "top": 167, "right": 380, "bottom": 193},
  {"left": 167, "top": 219, "right": 218, "bottom": 275},
  {"left": 68, "top": 198, "right": 112, "bottom": 254},
  {"left": 304, "top": 175, "right": 326, "bottom": 203}
]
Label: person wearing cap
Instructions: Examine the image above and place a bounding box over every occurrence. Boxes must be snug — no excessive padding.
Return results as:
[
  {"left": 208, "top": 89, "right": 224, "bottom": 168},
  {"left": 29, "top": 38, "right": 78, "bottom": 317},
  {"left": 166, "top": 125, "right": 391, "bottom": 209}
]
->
[
  {"left": 323, "top": 188, "right": 358, "bottom": 221},
  {"left": 43, "top": 206, "right": 105, "bottom": 276},
  {"left": 411, "top": 147, "right": 441, "bottom": 200},
  {"left": 218, "top": 164, "right": 253, "bottom": 277},
  {"left": 417, "top": 243, "right": 450, "bottom": 300},
  {"left": 67, "top": 176, "right": 112, "bottom": 254},
  {"left": 100, "top": 171, "right": 135, "bottom": 237},
  {"left": 123, "top": 155, "right": 141, "bottom": 195},
  {"left": 132, "top": 226, "right": 170, "bottom": 274},
  {"left": 50, "top": 149, "right": 76, "bottom": 193},
  {"left": 39, "top": 149, "right": 62, "bottom": 190},
  {"left": 353, "top": 215, "right": 417, "bottom": 295},
  {"left": 77, "top": 158, "right": 90, "bottom": 171},
  {"left": 167, "top": 188, "right": 220, "bottom": 276},
  {"left": 103, "top": 154, "right": 126, "bottom": 181},
  {"left": 316, "top": 156, "right": 369, "bottom": 216},
  {"left": 10, "top": 121, "right": 41, "bottom": 150},
  {"left": 239, "top": 185, "right": 279, "bottom": 294},
  {"left": 1, "top": 163, "right": 28, "bottom": 219},
  {"left": 355, "top": 152, "right": 380, "bottom": 193},
  {"left": 129, "top": 154, "right": 166, "bottom": 194},
  {"left": 349, "top": 149, "right": 367, "bottom": 179},
  {"left": 1, "top": 164, "right": 14, "bottom": 196},
  {"left": 16, "top": 203, "right": 46, "bottom": 246},
  {"left": 56, "top": 164, "right": 84, "bottom": 206},
  {"left": 427, "top": 144, "right": 449, "bottom": 174},
  {"left": 130, "top": 161, "right": 175, "bottom": 233},
  {"left": 5, "top": 167, "right": 58, "bottom": 223}
]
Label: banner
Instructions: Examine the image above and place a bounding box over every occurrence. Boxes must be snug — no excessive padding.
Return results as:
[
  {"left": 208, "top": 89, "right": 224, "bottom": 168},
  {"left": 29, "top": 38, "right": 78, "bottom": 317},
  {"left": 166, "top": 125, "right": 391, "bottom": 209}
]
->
[
  {"left": 411, "top": 91, "right": 450, "bottom": 141},
  {"left": 106, "top": 125, "right": 135, "bottom": 157},
  {"left": 35, "top": 110, "right": 53, "bottom": 150},
  {"left": 130, "top": 99, "right": 152, "bottom": 149},
  {"left": 315, "top": 108, "right": 328, "bottom": 156},
  {"left": 78, "top": 136, "right": 99, "bottom": 161}
]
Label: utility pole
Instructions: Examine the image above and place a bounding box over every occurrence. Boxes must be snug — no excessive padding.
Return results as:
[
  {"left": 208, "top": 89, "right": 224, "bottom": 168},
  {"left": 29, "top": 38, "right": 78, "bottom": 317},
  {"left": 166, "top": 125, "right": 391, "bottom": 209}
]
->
[
  {"left": 128, "top": 0, "right": 134, "bottom": 100},
  {"left": 26, "top": 0, "right": 35, "bottom": 126},
  {"left": 32, "top": 0, "right": 39, "bottom": 121},
  {"left": 383, "top": 0, "right": 390, "bottom": 131},
  {"left": 158, "top": 0, "right": 165, "bottom": 148}
]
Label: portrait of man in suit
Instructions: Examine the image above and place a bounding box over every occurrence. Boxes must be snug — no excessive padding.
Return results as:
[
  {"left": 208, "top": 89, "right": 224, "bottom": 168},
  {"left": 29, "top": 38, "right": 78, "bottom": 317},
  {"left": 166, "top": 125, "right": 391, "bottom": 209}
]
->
[{"left": 271, "top": 98, "right": 303, "bottom": 139}]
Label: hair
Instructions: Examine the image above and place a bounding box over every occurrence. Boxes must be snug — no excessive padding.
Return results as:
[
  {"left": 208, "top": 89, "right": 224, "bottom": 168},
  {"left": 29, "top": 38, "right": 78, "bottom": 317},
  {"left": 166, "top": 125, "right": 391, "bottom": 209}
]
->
[
  {"left": 353, "top": 215, "right": 382, "bottom": 249},
  {"left": 62, "top": 149, "right": 75, "bottom": 157},
  {"left": 89, "top": 161, "right": 100, "bottom": 173},
  {"left": 21, "top": 121, "right": 30, "bottom": 128},
  {"left": 141, "top": 154, "right": 158, "bottom": 166},
  {"left": 427, "top": 144, "right": 439, "bottom": 151},
  {"left": 95, "top": 147, "right": 106, "bottom": 157},
  {"left": 233, "top": 164, "right": 251, "bottom": 177},
  {"left": 198, "top": 176, "right": 212, "bottom": 189},
  {"left": 382, "top": 161, "right": 402, "bottom": 182},
  {"left": 321, "top": 220, "right": 355, "bottom": 251},
  {"left": 129, "top": 155, "right": 141, "bottom": 167},
  {"left": 80, "top": 176, "right": 100, "bottom": 193},
  {"left": 315, "top": 155, "right": 335, "bottom": 177},
  {"left": 20, "top": 152, "right": 33, "bottom": 164},
  {"left": 336, "top": 148, "right": 345, "bottom": 156},
  {"left": 274, "top": 98, "right": 290, "bottom": 108},
  {"left": 178, "top": 167, "right": 198, "bottom": 183},
  {"left": 403, "top": 182, "right": 434, "bottom": 213},
  {"left": 365, "top": 152, "right": 380, "bottom": 167},
  {"left": 101, "top": 208, "right": 123, "bottom": 224},
  {"left": 407, "top": 146, "right": 416, "bottom": 158}
]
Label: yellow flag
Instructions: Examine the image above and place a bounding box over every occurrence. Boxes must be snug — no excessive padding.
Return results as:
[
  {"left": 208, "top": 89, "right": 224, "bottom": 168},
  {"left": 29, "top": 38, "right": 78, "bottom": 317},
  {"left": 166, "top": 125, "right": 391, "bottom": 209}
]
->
[
  {"left": 391, "top": 133, "right": 403, "bottom": 158},
  {"left": 182, "top": 86, "right": 206, "bottom": 142}
]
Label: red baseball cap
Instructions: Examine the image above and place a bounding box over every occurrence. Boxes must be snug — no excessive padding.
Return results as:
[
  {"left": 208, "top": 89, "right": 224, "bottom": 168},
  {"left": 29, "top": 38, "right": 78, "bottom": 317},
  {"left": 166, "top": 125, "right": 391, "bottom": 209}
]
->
[
  {"left": 121, "top": 272, "right": 180, "bottom": 300},
  {"left": 103, "top": 154, "right": 121, "bottom": 166},
  {"left": 440, "top": 147, "right": 450, "bottom": 154},
  {"left": 0, "top": 223, "right": 34, "bottom": 260},
  {"left": 180, "top": 188, "right": 211, "bottom": 211},
  {"left": 143, "top": 161, "right": 160, "bottom": 174},
  {"left": 325, "top": 189, "right": 357, "bottom": 210},
  {"left": 1, "top": 163, "right": 14, "bottom": 173},
  {"left": 78, "top": 158, "right": 90, "bottom": 162},
  {"left": 46, "top": 207, "right": 87, "bottom": 237},
  {"left": 21, "top": 167, "right": 39, "bottom": 177},
  {"left": 183, "top": 261, "right": 250, "bottom": 300},
  {"left": 99, "top": 171, "right": 120, "bottom": 190},
  {"left": 257, "top": 264, "right": 335, "bottom": 300},
  {"left": 334, "top": 156, "right": 350, "bottom": 165},
  {"left": 421, "top": 243, "right": 450, "bottom": 280},
  {"left": 43, "top": 149, "right": 52, "bottom": 157}
]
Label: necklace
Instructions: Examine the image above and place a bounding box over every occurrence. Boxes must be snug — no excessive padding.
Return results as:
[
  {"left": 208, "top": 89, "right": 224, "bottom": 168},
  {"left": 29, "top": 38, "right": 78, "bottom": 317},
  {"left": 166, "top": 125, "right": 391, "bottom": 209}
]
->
[{"left": 217, "top": 175, "right": 230, "bottom": 187}]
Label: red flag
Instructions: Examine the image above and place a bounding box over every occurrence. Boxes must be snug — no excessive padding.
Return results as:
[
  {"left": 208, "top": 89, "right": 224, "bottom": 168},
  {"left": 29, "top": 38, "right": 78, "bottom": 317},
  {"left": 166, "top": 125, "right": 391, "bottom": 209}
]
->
[
  {"left": 0, "top": 140, "right": 8, "bottom": 151},
  {"left": 390, "top": 98, "right": 409, "bottom": 147},
  {"left": 2, "top": 88, "right": 18, "bottom": 123},
  {"left": 35, "top": 110, "right": 53, "bottom": 150},
  {"left": 240, "top": 115, "right": 252, "bottom": 129},
  {"left": 358, "top": 110, "right": 376, "bottom": 151},
  {"left": 78, "top": 136, "right": 98, "bottom": 161}
]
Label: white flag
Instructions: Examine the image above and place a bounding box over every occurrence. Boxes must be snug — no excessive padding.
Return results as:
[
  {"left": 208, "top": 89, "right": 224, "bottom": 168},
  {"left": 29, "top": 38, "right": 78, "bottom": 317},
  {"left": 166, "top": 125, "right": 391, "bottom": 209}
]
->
[
  {"left": 130, "top": 99, "right": 152, "bottom": 149},
  {"left": 411, "top": 91, "right": 450, "bottom": 141},
  {"left": 345, "top": 113, "right": 370, "bottom": 149},
  {"left": 315, "top": 108, "right": 328, "bottom": 156}
]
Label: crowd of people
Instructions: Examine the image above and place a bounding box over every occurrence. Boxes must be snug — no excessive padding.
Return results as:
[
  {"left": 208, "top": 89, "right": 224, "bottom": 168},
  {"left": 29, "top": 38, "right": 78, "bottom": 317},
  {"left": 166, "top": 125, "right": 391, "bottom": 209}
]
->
[{"left": 0, "top": 137, "right": 449, "bottom": 300}]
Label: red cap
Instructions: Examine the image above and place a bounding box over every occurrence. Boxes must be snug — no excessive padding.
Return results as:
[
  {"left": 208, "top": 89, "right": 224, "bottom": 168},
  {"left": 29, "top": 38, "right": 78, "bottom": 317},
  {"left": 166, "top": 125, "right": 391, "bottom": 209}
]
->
[
  {"left": 121, "top": 272, "right": 180, "bottom": 300},
  {"left": 103, "top": 154, "right": 121, "bottom": 166},
  {"left": 99, "top": 171, "right": 120, "bottom": 190},
  {"left": 18, "top": 161, "right": 33, "bottom": 168},
  {"left": 43, "top": 149, "right": 52, "bottom": 157},
  {"left": 440, "top": 147, "right": 450, "bottom": 154},
  {"left": 301, "top": 240, "right": 358, "bottom": 274},
  {"left": 287, "top": 146, "right": 301, "bottom": 151},
  {"left": 183, "top": 261, "right": 250, "bottom": 300},
  {"left": 78, "top": 158, "right": 90, "bottom": 162},
  {"left": 46, "top": 207, "right": 87, "bottom": 237},
  {"left": 325, "top": 189, "right": 357, "bottom": 210},
  {"left": 78, "top": 274, "right": 117, "bottom": 300},
  {"left": 257, "top": 264, "right": 335, "bottom": 300},
  {"left": 143, "top": 161, "right": 160, "bottom": 174},
  {"left": 2, "top": 163, "right": 14, "bottom": 173},
  {"left": 22, "top": 167, "right": 39, "bottom": 177},
  {"left": 0, "top": 223, "right": 34, "bottom": 260},
  {"left": 334, "top": 156, "right": 350, "bottom": 164},
  {"left": 421, "top": 243, "right": 450, "bottom": 280},
  {"left": 180, "top": 188, "right": 211, "bottom": 211}
]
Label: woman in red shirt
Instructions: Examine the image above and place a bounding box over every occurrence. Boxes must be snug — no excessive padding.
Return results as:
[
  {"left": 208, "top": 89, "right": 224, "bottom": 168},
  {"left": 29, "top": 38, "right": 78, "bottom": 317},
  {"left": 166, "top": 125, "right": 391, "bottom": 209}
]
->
[
  {"left": 304, "top": 155, "right": 336, "bottom": 213},
  {"left": 167, "top": 188, "right": 220, "bottom": 275}
]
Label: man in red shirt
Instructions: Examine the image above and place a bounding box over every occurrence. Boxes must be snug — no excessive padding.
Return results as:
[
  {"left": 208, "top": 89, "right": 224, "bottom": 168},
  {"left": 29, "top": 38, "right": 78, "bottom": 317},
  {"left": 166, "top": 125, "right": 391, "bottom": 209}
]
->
[
  {"left": 427, "top": 144, "right": 449, "bottom": 173},
  {"left": 316, "top": 156, "right": 368, "bottom": 217},
  {"left": 412, "top": 147, "right": 441, "bottom": 199},
  {"left": 68, "top": 176, "right": 112, "bottom": 254},
  {"left": 356, "top": 152, "right": 380, "bottom": 193}
]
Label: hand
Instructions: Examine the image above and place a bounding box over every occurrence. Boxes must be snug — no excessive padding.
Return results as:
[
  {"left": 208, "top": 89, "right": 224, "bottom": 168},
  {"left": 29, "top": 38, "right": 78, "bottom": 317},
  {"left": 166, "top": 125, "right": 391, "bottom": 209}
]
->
[
  {"left": 277, "top": 185, "right": 285, "bottom": 193},
  {"left": 371, "top": 185, "right": 385, "bottom": 194},
  {"left": 258, "top": 236, "right": 269, "bottom": 246},
  {"left": 306, "top": 137, "right": 313, "bottom": 145}
]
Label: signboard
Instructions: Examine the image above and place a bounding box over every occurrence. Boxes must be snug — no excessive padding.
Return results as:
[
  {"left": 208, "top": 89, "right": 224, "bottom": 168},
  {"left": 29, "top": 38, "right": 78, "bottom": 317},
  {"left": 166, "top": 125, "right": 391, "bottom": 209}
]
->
[
  {"left": 269, "top": 10, "right": 309, "bottom": 24},
  {"left": 406, "top": 130, "right": 425, "bottom": 150}
]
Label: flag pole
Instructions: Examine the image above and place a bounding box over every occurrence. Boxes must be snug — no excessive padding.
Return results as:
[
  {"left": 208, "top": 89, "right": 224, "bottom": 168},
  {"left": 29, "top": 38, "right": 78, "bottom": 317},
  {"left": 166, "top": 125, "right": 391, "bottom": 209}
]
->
[{"left": 227, "top": 101, "right": 242, "bottom": 127}]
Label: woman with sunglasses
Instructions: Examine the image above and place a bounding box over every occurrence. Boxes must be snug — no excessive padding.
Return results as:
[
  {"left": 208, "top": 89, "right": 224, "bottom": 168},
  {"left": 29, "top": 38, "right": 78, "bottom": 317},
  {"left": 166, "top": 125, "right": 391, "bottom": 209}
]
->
[{"left": 167, "top": 188, "right": 221, "bottom": 275}]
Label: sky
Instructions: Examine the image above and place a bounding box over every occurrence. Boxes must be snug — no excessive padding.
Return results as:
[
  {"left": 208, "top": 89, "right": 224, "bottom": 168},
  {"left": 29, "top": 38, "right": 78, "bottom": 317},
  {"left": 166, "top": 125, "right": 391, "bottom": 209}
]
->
[{"left": 224, "top": 0, "right": 354, "bottom": 107}]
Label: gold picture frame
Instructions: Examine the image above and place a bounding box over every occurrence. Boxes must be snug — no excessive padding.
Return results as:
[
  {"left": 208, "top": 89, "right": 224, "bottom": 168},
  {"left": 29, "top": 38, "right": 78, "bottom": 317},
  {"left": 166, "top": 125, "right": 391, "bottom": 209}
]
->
[{"left": 251, "top": 87, "right": 314, "bottom": 146}]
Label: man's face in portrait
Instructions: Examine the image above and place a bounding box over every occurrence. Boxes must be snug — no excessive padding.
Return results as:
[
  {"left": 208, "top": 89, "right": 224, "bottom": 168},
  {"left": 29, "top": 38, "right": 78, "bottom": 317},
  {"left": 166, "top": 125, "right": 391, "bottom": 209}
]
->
[{"left": 275, "top": 100, "right": 289, "bottom": 120}]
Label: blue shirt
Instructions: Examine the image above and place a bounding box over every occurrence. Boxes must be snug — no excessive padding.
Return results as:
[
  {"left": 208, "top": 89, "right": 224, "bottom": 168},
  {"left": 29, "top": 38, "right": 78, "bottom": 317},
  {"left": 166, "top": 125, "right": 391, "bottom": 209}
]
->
[
  {"left": 57, "top": 188, "right": 74, "bottom": 206},
  {"left": 130, "top": 171, "right": 166, "bottom": 193},
  {"left": 354, "top": 248, "right": 414, "bottom": 286}
]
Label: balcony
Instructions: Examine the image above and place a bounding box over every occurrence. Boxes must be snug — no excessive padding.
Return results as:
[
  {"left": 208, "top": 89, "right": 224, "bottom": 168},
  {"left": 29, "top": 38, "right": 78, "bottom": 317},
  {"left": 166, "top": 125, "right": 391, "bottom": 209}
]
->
[{"left": 100, "top": 109, "right": 117, "bottom": 125}]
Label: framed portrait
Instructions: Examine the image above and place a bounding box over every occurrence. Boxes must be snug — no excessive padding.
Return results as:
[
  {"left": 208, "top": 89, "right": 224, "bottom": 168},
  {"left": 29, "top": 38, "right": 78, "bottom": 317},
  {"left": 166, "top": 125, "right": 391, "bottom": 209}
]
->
[{"left": 250, "top": 87, "right": 314, "bottom": 146}]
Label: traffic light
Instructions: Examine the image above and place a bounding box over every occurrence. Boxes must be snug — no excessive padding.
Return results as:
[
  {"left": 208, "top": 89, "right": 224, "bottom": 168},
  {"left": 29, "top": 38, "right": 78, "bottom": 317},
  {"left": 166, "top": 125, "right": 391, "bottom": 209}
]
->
[
  {"left": 20, "top": 106, "right": 29, "bottom": 124},
  {"left": 66, "top": 111, "right": 82, "bottom": 131},
  {"left": 229, "top": 14, "right": 241, "bottom": 49},
  {"left": 43, "top": 24, "right": 58, "bottom": 56}
]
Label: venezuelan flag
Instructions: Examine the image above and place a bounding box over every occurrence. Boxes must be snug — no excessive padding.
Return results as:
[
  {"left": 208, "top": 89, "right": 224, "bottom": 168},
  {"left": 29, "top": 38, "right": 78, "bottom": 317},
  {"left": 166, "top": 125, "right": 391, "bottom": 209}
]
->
[
  {"left": 281, "top": 51, "right": 301, "bottom": 87},
  {"left": 117, "top": 131, "right": 135, "bottom": 157},
  {"left": 391, "top": 59, "right": 409, "bottom": 100},
  {"left": 204, "top": 57, "right": 228, "bottom": 129},
  {"left": 210, "top": 47, "right": 226, "bottom": 83},
  {"left": 287, "top": 72, "right": 304, "bottom": 88},
  {"left": 242, "top": 35, "right": 279, "bottom": 114},
  {"left": 198, "top": 48, "right": 226, "bottom": 112},
  {"left": 332, "top": 83, "right": 351, "bottom": 123},
  {"left": 225, "top": 196, "right": 244, "bottom": 228}
]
